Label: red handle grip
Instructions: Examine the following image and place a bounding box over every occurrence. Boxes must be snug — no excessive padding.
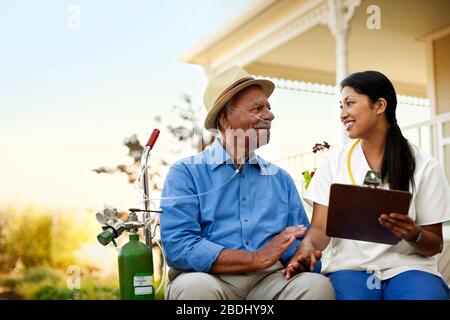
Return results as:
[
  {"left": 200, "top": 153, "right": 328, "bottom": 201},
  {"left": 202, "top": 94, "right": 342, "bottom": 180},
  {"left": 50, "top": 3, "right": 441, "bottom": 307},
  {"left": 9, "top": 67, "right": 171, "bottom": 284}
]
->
[{"left": 146, "top": 129, "right": 160, "bottom": 149}]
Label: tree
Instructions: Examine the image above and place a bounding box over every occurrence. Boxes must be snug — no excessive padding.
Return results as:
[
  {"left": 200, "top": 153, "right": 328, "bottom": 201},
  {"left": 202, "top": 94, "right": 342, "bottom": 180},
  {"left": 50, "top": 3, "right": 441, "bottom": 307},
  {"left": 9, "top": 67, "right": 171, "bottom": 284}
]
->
[
  {"left": 92, "top": 94, "right": 215, "bottom": 289},
  {"left": 93, "top": 93, "right": 214, "bottom": 191},
  {"left": 167, "top": 93, "right": 215, "bottom": 153}
]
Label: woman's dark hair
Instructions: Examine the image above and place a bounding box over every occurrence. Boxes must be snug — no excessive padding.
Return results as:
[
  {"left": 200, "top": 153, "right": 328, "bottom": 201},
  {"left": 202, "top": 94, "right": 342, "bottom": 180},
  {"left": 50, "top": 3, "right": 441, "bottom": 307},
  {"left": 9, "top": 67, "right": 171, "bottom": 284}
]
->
[{"left": 341, "top": 70, "right": 415, "bottom": 192}]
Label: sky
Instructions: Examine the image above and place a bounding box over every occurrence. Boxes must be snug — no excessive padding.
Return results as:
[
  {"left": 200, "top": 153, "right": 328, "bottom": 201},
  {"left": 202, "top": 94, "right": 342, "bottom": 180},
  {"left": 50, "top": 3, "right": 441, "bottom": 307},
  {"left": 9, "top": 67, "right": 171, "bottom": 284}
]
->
[{"left": 0, "top": 0, "right": 431, "bottom": 210}]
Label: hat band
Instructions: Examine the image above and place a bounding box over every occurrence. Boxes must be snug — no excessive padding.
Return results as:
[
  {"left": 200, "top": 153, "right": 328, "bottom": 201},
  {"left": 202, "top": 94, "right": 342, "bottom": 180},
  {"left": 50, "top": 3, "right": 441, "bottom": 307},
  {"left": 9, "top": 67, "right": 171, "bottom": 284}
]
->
[{"left": 214, "top": 76, "right": 255, "bottom": 104}]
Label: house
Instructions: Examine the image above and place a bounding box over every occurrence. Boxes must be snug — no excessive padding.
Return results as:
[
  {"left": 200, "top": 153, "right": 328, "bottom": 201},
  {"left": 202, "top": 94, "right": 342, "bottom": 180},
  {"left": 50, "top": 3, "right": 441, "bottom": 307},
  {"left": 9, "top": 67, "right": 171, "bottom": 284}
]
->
[{"left": 180, "top": 0, "right": 450, "bottom": 284}]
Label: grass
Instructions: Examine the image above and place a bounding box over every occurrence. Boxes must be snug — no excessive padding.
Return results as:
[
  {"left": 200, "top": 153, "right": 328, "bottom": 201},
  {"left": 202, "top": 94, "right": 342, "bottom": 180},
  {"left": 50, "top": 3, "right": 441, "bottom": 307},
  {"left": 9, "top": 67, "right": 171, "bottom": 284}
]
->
[{"left": 0, "top": 266, "right": 167, "bottom": 300}]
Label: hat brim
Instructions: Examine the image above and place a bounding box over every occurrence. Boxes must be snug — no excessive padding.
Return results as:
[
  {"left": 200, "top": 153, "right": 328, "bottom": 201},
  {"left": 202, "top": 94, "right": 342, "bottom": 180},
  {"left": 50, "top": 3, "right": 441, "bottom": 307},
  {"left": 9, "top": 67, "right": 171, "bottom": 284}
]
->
[{"left": 204, "top": 79, "right": 275, "bottom": 131}]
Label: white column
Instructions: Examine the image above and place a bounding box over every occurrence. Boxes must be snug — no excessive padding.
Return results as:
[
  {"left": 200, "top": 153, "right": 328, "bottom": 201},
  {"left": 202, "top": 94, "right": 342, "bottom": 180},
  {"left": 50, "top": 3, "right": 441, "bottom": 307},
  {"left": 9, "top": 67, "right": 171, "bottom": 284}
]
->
[
  {"left": 335, "top": 30, "right": 350, "bottom": 144},
  {"left": 327, "top": 0, "right": 361, "bottom": 145},
  {"left": 335, "top": 31, "right": 348, "bottom": 85}
]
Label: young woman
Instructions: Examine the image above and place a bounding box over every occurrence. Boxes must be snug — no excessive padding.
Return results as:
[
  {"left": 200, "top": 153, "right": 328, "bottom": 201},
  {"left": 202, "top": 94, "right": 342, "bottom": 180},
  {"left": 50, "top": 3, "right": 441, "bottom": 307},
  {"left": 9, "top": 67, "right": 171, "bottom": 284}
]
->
[{"left": 282, "top": 71, "right": 450, "bottom": 300}]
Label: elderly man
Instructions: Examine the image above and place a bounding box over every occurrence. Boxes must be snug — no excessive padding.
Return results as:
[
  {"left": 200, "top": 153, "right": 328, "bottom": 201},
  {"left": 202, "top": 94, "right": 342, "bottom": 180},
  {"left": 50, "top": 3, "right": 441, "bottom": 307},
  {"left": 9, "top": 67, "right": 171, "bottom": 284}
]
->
[{"left": 160, "top": 66, "right": 334, "bottom": 300}]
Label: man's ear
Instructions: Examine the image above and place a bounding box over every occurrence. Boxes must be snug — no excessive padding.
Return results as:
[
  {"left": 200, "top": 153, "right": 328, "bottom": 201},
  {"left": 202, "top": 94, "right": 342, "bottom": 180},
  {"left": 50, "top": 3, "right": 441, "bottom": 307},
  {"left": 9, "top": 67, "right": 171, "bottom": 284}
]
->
[
  {"left": 375, "top": 98, "right": 387, "bottom": 115},
  {"left": 218, "top": 112, "right": 231, "bottom": 129}
]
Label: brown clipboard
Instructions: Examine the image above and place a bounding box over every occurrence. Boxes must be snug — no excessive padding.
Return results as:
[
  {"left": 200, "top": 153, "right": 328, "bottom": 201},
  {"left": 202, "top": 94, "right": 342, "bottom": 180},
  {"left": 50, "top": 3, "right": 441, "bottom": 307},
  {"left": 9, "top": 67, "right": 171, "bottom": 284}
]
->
[{"left": 326, "top": 183, "right": 412, "bottom": 245}]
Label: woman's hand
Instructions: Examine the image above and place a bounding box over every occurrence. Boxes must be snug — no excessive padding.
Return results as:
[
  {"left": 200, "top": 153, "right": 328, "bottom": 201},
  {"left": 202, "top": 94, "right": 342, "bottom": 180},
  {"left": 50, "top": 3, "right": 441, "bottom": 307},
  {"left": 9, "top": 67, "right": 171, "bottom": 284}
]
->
[
  {"left": 378, "top": 213, "right": 422, "bottom": 241},
  {"left": 281, "top": 239, "right": 322, "bottom": 279}
]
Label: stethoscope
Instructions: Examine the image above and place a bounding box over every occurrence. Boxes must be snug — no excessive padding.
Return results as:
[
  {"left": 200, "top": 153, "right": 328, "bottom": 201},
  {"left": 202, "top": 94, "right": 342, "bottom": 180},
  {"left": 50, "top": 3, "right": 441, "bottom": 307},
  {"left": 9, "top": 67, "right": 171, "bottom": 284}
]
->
[{"left": 347, "top": 138, "right": 362, "bottom": 185}]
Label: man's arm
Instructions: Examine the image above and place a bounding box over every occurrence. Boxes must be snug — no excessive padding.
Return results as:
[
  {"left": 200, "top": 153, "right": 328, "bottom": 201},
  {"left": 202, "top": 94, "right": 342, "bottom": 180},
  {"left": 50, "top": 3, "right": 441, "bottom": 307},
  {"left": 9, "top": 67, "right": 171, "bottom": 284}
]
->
[
  {"left": 160, "top": 163, "right": 225, "bottom": 272},
  {"left": 212, "top": 172, "right": 310, "bottom": 274},
  {"left": 210, "top": 249, "right": 255, "bottom": 274},
  {"left": 211, "top": 226, "right": 307, "bottom": 273}
]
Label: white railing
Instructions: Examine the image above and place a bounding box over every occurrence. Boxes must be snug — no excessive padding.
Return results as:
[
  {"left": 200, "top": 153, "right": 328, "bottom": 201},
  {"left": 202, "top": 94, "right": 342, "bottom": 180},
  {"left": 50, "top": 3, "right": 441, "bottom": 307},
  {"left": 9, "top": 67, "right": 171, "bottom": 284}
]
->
[
  {"left": 275, "top": 150, "right": 316, "bottom": 216},
  {"left": 275, "top": 148, "right": 333, "bottom": 207},
  {"left": 276, "top": 150, "right": 315, "bottom": 190},
  {"left": 401, "top": 112, "right": 450, "bottom": 175},
  {"left": 275, "top": 112, "right": 450, "bottom": 197}
]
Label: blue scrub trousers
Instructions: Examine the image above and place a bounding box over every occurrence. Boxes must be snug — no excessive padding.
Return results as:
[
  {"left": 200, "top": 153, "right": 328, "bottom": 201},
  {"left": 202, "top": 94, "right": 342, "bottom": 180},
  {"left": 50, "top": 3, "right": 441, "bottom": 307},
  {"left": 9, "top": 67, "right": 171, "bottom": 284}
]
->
[{"left": 328, "top": 270, "right": 449, "bottom": 300}]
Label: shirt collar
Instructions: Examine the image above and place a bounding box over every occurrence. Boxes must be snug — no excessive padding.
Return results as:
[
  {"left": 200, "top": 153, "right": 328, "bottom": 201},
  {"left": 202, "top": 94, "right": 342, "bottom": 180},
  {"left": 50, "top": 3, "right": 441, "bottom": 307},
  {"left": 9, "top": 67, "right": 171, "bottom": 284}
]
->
[
  {"left": 208, "top": 139, "right": 232, "bottom": 170},
  {"left": 207, "top": 139, "right": 270, "bottom": 171}
]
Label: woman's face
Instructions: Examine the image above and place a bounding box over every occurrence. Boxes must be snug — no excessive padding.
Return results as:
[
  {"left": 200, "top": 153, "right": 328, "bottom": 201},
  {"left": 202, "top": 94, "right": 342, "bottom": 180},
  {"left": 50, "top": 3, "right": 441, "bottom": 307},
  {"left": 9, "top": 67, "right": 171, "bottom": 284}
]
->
[{"left": 340, "top": 86, "right": 380, "bottom": 139}]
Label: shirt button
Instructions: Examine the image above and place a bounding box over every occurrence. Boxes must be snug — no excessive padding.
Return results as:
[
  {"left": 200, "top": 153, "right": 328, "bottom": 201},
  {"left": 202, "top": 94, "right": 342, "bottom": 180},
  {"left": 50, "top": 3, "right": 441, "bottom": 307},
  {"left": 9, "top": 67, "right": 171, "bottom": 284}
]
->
[
  {"left": 244, "top": 219, "right": 248, "bottom": 222},
  {"left": 242, "top": 196, "right": 246, "bottom": 201},
  {"left": 246, "top": 241, "right": 250, "bottom": 245},
  {"left": 242, "top": 174, "right": 245, "bottom": 178}
]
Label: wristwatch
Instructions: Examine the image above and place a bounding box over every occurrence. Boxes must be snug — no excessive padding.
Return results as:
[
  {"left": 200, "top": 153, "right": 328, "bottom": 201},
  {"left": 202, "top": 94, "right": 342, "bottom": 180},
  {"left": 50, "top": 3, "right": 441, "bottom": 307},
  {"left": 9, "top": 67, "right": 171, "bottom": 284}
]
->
[{"left": 413, "top": 228, "right": 424, "bottom": 244}]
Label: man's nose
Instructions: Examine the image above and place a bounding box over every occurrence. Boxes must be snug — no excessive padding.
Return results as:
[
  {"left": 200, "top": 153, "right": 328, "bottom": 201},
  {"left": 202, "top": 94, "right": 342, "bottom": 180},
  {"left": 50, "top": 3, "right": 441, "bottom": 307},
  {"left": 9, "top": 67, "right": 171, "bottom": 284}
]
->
[{"left": 262, "top": 108, "right": 275, "bottom": 122}]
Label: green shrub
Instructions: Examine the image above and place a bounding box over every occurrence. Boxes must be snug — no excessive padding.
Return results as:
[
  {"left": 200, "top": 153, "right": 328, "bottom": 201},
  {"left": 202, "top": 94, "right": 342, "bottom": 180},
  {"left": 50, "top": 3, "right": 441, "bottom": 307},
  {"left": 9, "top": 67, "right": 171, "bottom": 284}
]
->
[
  {"left": 31, "top": 285, "right": 120, "bottom": 300},
  {"left": 0, "top": 203, "right": 167, "bottom": 300},
  {"left": 31, "top": 285, "right": 75, "bottom": 300},
  {"left": 0, "top": 274, "right": 22, "bottom": 289},
  {"left": 0, "top": 204, "right": 98, "bottom": 272},
  {"left": 22, "top": 266, "right": 64, "bottom": 284},
  {"left": 1, "top": 266, "right": 166, "bottom": 300},
  {"left": 79, "top": 286, "right": 119, "bottom": 300},
  {"left": 4, "top": 267, "right": 65, "bottom": 299},
  {"left": 0, "top": 266, "right": 64, "bottom": 296}
]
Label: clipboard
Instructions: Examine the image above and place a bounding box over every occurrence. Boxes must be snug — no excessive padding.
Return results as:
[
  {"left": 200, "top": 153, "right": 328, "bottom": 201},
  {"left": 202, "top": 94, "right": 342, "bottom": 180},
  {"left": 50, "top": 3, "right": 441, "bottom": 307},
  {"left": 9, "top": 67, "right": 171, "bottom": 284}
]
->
[{"left": 326, "top": 183, "right": 412, "bottom": 245}]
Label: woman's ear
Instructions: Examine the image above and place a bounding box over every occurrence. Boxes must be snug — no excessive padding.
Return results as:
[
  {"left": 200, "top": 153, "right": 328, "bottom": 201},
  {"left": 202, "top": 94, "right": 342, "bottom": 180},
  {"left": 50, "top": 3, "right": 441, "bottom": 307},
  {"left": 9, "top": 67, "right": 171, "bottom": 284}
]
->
[{"left": 375, "top": 98, "right": 387, "bottom": 115}]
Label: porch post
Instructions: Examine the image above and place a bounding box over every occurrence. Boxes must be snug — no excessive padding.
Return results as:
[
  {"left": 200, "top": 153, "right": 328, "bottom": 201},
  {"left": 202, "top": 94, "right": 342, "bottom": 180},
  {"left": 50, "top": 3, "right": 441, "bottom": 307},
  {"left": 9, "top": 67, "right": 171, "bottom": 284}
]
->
[{"left": 326, "top": 0, "right": 361, "bottom": 144}]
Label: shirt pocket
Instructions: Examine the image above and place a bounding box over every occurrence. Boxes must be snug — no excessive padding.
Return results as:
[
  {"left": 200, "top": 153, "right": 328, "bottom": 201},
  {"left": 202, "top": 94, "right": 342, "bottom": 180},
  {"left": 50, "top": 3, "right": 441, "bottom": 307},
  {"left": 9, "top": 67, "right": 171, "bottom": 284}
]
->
[{"left": 255, "top": 194, "right": 289, "bottom": 234}]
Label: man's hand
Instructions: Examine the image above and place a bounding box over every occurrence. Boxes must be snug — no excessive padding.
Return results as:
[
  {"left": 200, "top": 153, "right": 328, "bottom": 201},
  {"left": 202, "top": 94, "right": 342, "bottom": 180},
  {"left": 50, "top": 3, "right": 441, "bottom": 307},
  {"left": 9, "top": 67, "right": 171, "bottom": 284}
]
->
[
  {"left": 253, "top": 225, "right": 307, "bottom": 270},
  {"left": 281, "top": 239, "right": 322, "bottom": 279},
  {"left": 378, "top": 213, "right": 422, "bottom": 241}
]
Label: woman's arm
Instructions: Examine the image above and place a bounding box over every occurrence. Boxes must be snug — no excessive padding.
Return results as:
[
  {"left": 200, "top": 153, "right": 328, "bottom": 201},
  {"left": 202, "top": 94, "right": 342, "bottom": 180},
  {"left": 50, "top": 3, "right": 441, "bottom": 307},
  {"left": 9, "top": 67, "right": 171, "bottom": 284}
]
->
[
  {"left": 379, "top": 213, "right": 443, "bottom": 257},
  {"left": 304, "top": 203, "right": 331, "bottom": 250},
  {"left": 282, "top": 203, "right": 331, "bottom": 278}
]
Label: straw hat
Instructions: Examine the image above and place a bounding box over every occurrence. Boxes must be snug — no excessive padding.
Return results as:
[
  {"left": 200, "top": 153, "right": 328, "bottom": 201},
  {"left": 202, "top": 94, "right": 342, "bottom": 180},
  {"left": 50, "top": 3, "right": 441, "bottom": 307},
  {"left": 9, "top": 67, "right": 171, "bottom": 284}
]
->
[{"left": 203, "top": 65, "right": 275, "bottom": 130}]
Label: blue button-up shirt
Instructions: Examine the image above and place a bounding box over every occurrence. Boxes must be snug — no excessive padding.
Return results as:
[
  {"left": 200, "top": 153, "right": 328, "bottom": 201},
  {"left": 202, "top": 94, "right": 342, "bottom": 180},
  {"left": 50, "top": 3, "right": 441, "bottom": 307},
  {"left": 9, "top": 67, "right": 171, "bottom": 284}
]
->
[{"left": 160, "top": 139, "right": 310, "bottom": 272}]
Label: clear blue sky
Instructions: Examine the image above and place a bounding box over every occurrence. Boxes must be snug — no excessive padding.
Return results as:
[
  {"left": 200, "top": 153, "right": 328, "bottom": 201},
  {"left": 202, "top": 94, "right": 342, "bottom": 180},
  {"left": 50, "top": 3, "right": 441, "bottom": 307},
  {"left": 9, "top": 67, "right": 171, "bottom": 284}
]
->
[
  {"left": 0, "top": 0, "right": 251, "bottom": 129},
  {"left": 0, "top": 1, "right": 430, "bottom": 209},
  {"left": 0, "top": 0, "right": 252, "bottom": 208}
]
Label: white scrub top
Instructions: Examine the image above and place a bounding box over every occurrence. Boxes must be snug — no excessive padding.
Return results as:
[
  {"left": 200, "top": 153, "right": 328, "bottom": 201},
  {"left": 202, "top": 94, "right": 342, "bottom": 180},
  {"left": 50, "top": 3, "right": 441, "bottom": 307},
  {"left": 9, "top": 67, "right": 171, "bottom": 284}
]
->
[{"left": 304, "top": 141, "right": 450, "bottom": 280}]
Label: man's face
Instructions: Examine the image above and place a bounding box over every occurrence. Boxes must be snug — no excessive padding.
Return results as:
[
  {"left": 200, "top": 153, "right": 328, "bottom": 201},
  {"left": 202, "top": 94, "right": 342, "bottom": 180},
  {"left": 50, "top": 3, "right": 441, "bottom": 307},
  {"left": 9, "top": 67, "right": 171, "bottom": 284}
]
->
[{"left": 220, "top": 85, "right": 275, "bottom": 151}]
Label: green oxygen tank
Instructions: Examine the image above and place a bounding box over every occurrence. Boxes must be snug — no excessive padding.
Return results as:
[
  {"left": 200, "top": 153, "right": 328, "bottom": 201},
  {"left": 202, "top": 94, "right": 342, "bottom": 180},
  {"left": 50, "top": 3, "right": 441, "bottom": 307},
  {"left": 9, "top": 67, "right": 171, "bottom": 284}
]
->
[{"left": 118, "top": 233, "right": 155, "bottom": 300}]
